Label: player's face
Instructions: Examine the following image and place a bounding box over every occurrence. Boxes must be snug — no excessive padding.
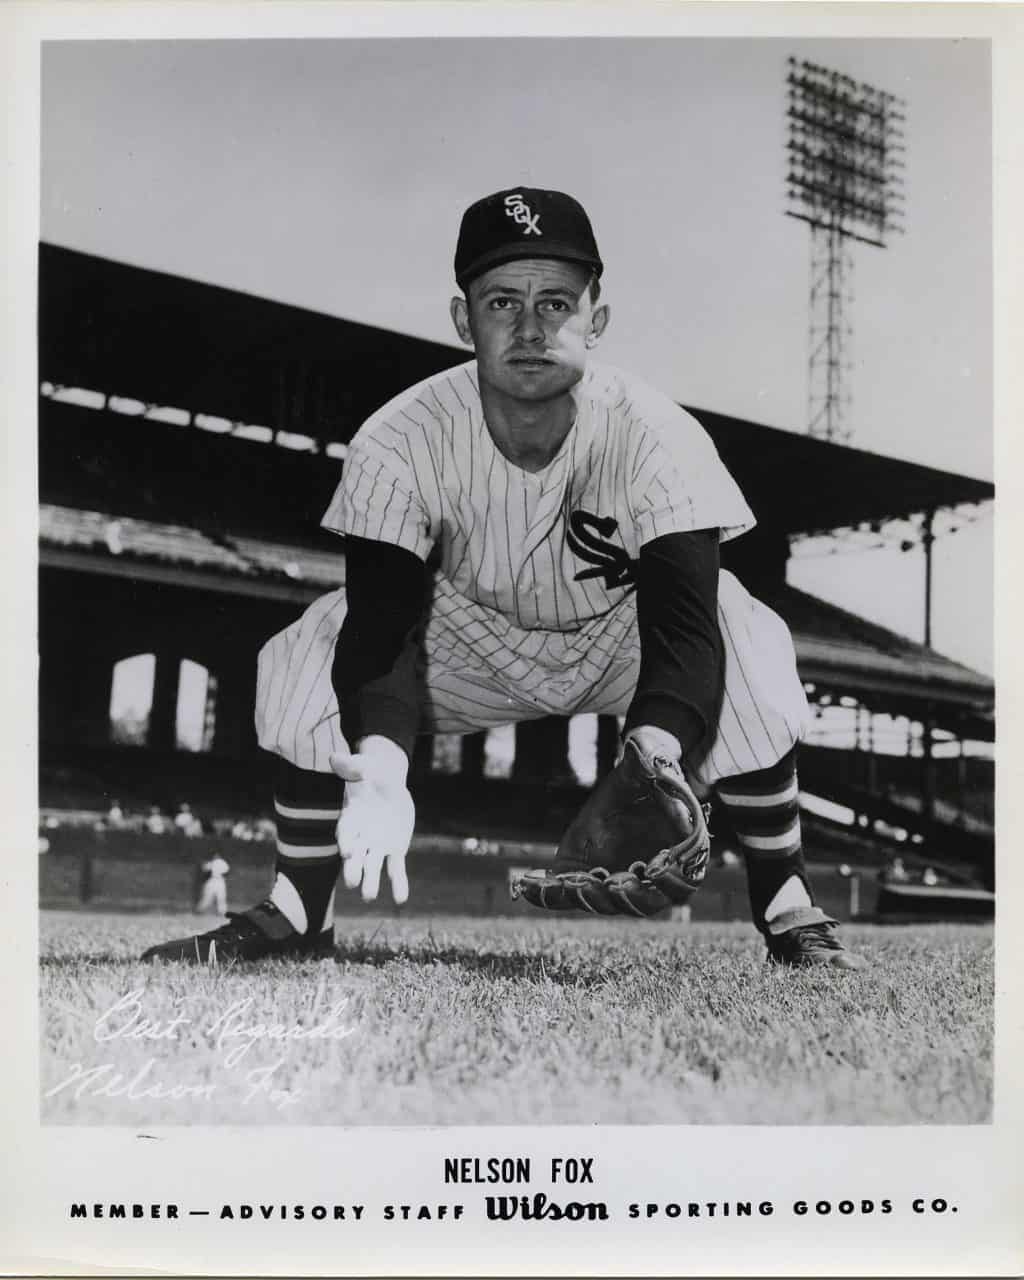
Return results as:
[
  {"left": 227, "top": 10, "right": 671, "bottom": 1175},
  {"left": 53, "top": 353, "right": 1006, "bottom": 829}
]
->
[{"left": 450, "top": 259, "right": 609, "bottom": 404}]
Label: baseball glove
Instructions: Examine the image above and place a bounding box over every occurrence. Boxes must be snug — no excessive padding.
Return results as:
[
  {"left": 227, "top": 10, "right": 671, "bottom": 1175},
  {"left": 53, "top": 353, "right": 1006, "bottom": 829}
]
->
[{"left": 510, "top": 738, "right": 711, "bottom": 917}]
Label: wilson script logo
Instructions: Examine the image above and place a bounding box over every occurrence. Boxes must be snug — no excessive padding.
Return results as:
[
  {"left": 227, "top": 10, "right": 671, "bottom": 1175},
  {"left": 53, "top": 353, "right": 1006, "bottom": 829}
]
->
[{"left": 485, "top": 1194, "right": 608, "bottom": 1222}]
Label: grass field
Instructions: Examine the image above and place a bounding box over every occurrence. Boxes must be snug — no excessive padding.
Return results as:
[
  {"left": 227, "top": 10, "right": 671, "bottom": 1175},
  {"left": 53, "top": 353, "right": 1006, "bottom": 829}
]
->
[{"left": 39, "top": 910, "right": 993, "bottom": 1126}]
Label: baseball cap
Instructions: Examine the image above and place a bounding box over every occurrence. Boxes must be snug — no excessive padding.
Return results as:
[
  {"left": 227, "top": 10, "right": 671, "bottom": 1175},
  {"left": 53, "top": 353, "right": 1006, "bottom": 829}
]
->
[{"left": 454, "top": 187, "right": 603, "bottom": 290}]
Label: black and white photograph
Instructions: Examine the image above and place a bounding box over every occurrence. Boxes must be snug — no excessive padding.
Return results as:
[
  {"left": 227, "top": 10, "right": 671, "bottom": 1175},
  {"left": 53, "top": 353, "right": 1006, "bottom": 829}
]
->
[{"left": 2, "top": 3, "right": 1021, "bottom": 1276}]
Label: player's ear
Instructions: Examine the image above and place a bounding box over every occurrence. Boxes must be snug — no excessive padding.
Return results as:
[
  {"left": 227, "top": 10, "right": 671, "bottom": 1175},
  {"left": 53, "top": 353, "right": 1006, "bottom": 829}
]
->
[
  {"left": 450, "top": 296, "right": 474, "bottom": 346},
  {"left": 586, "top": 303, "right": 610, "bottom": 348}
]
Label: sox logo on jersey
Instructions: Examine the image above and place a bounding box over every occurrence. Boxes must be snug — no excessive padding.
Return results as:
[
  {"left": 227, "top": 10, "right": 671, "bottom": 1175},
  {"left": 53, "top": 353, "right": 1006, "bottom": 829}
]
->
[
  {"left": 566, "top": 512, "right": 636, "bottom": 588},
  {"left": 254, "top": 360, "right": 811, "bottom": 783}
]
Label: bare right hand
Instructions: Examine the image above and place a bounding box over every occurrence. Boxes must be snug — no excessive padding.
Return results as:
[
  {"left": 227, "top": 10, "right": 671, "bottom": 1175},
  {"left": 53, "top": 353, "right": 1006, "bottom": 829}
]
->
[{"left": 329, "top": 738, "right": 415, "bottom": 904}]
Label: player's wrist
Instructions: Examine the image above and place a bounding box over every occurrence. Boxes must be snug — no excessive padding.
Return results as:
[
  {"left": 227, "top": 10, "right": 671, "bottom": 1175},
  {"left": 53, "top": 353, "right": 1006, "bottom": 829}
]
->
[
  {"left": 356, "top": 734, "right": 410, "bottom": 784},
  {"left": 622, "top": 724, "right": 683, "bottom": 764}
]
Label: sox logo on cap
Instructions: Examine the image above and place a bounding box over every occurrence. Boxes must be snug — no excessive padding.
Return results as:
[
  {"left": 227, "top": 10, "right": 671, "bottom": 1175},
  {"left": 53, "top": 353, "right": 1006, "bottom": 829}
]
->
[{"left": 503, "top": 193, "right": 542, "bottom": 236}]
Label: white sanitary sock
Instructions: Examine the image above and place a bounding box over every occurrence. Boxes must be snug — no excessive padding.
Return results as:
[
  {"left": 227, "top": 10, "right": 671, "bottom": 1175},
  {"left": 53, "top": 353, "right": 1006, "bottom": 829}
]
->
[
  {"left": 763, "top": 873, "right": 812, "bottom": 923},
  {"left": 269, "top": 874, "right": 308, "bottom": 933}
]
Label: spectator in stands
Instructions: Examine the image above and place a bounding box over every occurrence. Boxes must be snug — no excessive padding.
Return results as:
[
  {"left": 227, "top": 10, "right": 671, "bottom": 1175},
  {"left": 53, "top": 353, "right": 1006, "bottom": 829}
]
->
[
  {"left": 882, "top": 856, "right": 910, "bottom": 884},
  {"left": 175, "top": 802, "right": 203, "bottom": 838},
  {"left": 922, "top": 866, "right": 939, "bottom": 887},
  {"left": 145, "top": 805, "right": 169, "bottom": 836},
  {"left": 196, "top": 853, "right": 231, "bottom": 915},
  {"left": 254, "top": 816, "right": 277, "bottom": 843},
  {"left": 230, "top": 818, "right": 255, "bottom": 842},
  {"left": 106, "top": 799, "right": 127, "bottom": 829}
]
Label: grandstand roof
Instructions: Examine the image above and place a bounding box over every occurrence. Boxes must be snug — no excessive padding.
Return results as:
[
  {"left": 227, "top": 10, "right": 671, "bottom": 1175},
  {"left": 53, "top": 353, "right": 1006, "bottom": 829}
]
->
[
  {"left": 39, "top": 243, "right": 993, "bottom": 539},
  {"left": 40, "top": 503, "right": 343, "bottom": 605},
  {"left": 771, "top": 583, "right": 993, "bottom": 737}
]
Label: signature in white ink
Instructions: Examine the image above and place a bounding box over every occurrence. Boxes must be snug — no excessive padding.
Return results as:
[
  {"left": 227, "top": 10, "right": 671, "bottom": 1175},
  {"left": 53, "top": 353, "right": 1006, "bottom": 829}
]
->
[
  {"left": 93, "top": 989, "right": 191, "bottom": 1043},
  {"left": 46, "top": 988, "right": 360, "bottom": 1112},
  {"left": 206, "top": 997, "right": 358, "bottom": 1067},
  {"left": 44, "top": 1057, "right": 217, "bottom": 1103},
  {"left": 89, "top": 988, "right": 359, "bottom": 1067},
  {"left": 44, "top": 1057, "right": 301, "bottom": 1111},
  {"left": 238, "top": 1059, "right": 302, "bottom": 1109}
]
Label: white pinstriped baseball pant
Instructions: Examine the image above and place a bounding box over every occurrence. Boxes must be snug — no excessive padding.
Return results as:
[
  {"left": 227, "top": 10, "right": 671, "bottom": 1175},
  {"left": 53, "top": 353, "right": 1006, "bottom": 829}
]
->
[{"left": 255, "top": 570, "right": 809, "bottom": 786}]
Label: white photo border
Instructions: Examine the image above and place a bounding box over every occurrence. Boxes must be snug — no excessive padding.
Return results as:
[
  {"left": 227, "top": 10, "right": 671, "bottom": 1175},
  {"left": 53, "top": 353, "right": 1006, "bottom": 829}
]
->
[{"left": 2, "top": 3, "right": 1021, "bottom": 1276}]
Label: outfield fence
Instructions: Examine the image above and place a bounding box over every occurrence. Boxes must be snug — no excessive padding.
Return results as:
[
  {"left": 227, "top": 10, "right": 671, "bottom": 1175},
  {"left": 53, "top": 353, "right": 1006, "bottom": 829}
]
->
[{"left": 37, "top": 827, "right": 876, "bottom": 921}]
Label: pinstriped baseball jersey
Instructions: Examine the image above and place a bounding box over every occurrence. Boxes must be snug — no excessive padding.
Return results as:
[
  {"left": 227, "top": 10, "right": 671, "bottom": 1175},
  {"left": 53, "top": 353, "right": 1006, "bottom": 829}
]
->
[{"left": 255, "top": 360, "right": 810, "bottom": 783}]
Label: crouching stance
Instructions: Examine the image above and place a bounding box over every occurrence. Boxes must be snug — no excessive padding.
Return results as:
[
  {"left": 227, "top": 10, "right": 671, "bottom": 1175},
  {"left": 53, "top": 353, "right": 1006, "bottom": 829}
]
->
[{"left": 143, "top": 187, "right": 864, "bottom": 970}]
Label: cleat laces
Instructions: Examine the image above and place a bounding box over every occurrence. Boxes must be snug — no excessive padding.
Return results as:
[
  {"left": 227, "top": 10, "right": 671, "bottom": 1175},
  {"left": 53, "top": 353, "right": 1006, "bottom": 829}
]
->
[
  {"left": 790, "top": 922, "right": 844, "bottom": 952},
  {"left": 203, "top": 902, "right": 277, "bottom": 945}
]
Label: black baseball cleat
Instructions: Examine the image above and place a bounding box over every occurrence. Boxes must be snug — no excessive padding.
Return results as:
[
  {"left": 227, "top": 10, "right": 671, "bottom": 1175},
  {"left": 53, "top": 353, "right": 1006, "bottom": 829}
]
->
[
  {"left": 767, "top": 921, "right": 866, "bottom": 971},
  {"left": 141, "top": 900, "right": 334, "bottom": 964}
]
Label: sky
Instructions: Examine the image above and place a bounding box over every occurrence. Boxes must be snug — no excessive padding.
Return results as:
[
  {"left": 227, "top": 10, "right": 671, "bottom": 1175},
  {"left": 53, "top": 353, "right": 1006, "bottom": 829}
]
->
[{"left": 39, "top": 36, "right": 994, "bottom": 674}]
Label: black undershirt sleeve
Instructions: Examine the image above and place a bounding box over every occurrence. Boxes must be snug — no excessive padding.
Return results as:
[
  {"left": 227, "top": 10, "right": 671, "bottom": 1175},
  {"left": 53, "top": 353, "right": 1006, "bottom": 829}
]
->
[
  {"left": 331, "top": 536, "right": 429, "bottom": 761},
  {"left": 623, "top": 528, "right": 725, "bottom": 761}
]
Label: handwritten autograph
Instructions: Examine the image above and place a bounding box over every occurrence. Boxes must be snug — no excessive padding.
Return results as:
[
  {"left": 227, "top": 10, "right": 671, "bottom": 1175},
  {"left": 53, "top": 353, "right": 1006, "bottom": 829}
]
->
[
  {"left": 94, "top": 989, "right": 358, "bottom": 1066},
  {"left": 44, "top": 988, "right": 359, "bottom": 1111}
]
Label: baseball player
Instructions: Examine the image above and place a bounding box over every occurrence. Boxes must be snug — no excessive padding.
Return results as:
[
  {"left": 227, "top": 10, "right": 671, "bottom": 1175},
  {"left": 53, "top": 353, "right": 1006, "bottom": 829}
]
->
[
  {"left": 144, "top": 187, "right": 864, "bottom": 970},
  {"left": 196, "top": 853, "right": 230, "bottom": 915}
]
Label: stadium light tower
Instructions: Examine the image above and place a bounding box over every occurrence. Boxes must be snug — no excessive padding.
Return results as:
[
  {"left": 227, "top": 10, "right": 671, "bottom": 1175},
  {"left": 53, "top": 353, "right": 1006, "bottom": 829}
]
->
[{"left": 785, "top": 57, "right": 906, "bottom": 442}]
